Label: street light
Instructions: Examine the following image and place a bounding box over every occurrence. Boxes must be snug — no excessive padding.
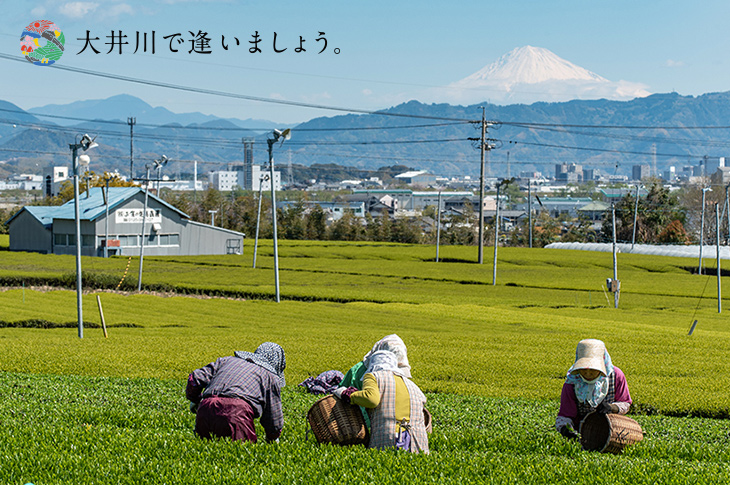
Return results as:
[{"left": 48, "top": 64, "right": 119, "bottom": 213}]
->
[
  {"left": 209, "top": 209, "right": 218, "bottom": 226},
  {"left": 154, "top": 155, "right": 168, "bottom": 193},
  {"left": 699, "top": 186, "right": 712, "bottom": 275},
  {"left": 69, "top": 133, "right": 98, "bottom": 339},
  {"left": 268, "top": 128, "right": 290, "bottom": 303},
  {"left": 137, "top": 155, "right": 166, "bottom": 291}
]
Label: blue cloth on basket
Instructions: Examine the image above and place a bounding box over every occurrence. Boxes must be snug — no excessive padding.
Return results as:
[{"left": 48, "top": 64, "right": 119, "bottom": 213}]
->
[{"left": 298, "top": 370, "right": 344, "bottom": 394}]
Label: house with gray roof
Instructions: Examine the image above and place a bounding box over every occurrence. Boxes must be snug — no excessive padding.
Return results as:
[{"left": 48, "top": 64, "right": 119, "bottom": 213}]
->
[{"left": 6, "top": 187, "right": 244, "bottom": 257}]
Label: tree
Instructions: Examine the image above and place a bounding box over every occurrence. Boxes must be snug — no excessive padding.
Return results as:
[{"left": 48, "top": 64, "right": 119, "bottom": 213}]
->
[
  {"left": 42, "top": 171, "right": 137, "bottom": 206},
  {"left": 278, "top": 202, "right": 306, "bottom": 240},
  {"left": 600, "top": 182, "right": 685, "bottom": 244},
  {"left": 304, "top": 204, "right": 328, "bottom": 240},
  {"left": 658, "top": 219, "right": 690, "bottom": 244},
  {"left": 328, "top": 210, "right": 365, "bottom": 241}
]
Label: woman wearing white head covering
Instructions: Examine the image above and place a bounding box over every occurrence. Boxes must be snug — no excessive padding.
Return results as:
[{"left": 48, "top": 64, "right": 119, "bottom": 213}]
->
[
  {"left": 339, "top": 334, "right": 411, "bottom": 388},
  {"left": 555, "top": 339, "right": 633, "bottom": 439},
  {"left": 339, "top": 350, "right": 429, "bottom": 453}
]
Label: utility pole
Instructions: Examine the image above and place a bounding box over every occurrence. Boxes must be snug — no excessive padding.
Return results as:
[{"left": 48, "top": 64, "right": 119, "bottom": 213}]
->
[
  {"left": 631, "top": 184, "right": 641, "bottom": 250},
  {"left": 471, "top": 109, "right": 496, "bottom": 264},
  {"left": 128, "top": 117, "right": 136, "bottom": 181},
  {"left": 478, "top": 108, "right": 486, "bottom": 264},
  {"left": 436, "top": 191, "right": 442, "bottom": 263}
]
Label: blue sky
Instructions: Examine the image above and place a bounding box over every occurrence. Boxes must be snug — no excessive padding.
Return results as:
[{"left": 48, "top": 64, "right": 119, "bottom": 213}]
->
[{"left": 2, "top": 0, "right": 730, "bottom": 124}]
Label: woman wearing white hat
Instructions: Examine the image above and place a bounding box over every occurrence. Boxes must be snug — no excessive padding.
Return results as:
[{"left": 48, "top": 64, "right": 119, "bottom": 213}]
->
[{"left": 555, "top": 339, "right": 632, "bottom": 439}]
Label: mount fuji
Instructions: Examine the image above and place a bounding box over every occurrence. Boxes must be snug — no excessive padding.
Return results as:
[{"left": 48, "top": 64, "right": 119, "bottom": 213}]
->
[{"left": 442, "top": 46, "right": 650, "bottom": 105}]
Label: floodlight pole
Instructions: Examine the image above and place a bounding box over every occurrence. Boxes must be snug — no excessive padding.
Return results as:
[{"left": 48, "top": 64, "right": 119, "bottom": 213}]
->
[
  {"left": 252, "top": 174, "right": 268, "bottom": 269},
  {"left": 493, "top": 182, "right": 501, "bottom": 286},
  {"left": 71, "top": 143, "right": 83, "bottom": 338},
  {"left": 436, "top": 191, "right": 442, "bottom": 263},
  {"left": 716, "top": 202, "right": 722, "bottom": 313},
  {"left": 699, "top": 187, "right": 711, "bottom": 275},
  {"left": 268, "top": 138, "right": 281, "bottom": 302},
  {"left": 137, "top": 166, "right": 151, "bottom": 292},
  {"left": 612, "top": 203, "right": 619, "bottom": 309},
  {"left": 69, "top": 134, "right": 97, "bottom": 338},
  {"left": 631, "top": 184, "right": 640, "bottom": 250},
  {"left": 104, "top": 178, "right": 110, "bottom": 258},
  {"left": 725, "top": 183, "right": 730, "bottom": 244}
]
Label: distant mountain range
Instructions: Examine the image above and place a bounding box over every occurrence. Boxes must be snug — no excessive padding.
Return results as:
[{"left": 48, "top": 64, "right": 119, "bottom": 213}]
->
[{"left": 0, "top": 56, "right": 727, "bottom": 181}]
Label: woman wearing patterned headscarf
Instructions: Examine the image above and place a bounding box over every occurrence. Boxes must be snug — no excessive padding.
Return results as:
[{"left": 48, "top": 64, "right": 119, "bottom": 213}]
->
[
  {"left": 339, "top": 334, "right": 411, "bottom": 389},
  {"left": 555, "top": 339, "right": 632, "bottom": 439},
  {"left": 336, "top": 350, "right": 429, "bottom": 453},
  {"left": 186, "top": 342, "right": 286, "bottom": 443},
  {"left": 336, "top": 334, "right": 412, "bottom": 428}
]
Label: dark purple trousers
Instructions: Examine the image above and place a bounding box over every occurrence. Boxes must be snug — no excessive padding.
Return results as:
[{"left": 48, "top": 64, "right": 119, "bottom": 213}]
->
[{"left": 195, "top": 396, "right": 258, "bottom": 443}]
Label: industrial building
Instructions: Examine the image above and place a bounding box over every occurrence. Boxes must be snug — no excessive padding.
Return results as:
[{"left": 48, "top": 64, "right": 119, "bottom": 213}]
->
[{"left": 6, "top": 187, "right": 244, "bottom": 257}]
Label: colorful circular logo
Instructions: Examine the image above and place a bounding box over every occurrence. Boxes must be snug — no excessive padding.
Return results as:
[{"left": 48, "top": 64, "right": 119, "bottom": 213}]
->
[{"left": 20, "top": 20, "right": 65, "bottom": 66}]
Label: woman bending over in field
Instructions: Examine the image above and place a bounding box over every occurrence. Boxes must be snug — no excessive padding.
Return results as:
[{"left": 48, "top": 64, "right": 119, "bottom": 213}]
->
[
  {"left": 186, "top": 342, "right": 286, "bottom": 444},
  {"left": 335, "top": 349, "right": 429, "bottom": 453},
  {"left": 555, "top": 339, "right": 632, "bottom": 439}
]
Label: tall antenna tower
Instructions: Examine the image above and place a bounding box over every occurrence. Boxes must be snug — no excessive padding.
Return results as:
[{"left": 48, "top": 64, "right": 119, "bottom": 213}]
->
[{"left": 242, "top": 137, "right": 254, "bottom": 190}]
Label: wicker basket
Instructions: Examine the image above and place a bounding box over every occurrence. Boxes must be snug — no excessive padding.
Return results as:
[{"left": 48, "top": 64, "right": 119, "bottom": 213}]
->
[
  {"left": 306, "top": 395, "right": 369, "bottom": 446},
  {"left": 579, "top": 412, "right": 644, "bottom": 454},
  {"left": 423, "top": 407, "right": 433, "bottom": 434}
]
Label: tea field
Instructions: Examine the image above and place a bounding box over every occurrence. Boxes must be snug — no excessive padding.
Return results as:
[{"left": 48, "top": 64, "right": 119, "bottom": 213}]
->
[{"left": 1, "top": 239, "right": 729, "bottom": 483}]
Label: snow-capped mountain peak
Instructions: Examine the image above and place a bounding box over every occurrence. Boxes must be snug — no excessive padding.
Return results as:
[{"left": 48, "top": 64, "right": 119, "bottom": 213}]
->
[
  {"left": 443, "top": 45, "right": 650, "bottom": 105},
  {"left": 465, "top": 45, "right": 607, "bottom": 84}
]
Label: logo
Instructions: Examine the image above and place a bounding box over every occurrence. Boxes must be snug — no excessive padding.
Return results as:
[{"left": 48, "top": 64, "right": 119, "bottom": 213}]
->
[{"left": 20, "top": 20, "right": 65, "bottom": 65}]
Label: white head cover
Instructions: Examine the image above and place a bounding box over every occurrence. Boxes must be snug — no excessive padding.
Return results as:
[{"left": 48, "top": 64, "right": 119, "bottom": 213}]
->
[
  {"left": 362, "top": 334, "right": 411, "bottom": 378},
  {"left": 364, "top": 350, "right": 408, "bottom": 377}
]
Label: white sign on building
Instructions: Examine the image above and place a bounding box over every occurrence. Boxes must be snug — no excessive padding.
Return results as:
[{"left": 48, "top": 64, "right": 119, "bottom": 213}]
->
[{"left": 115, "top": 208, "right": 162, "bottom": 224}]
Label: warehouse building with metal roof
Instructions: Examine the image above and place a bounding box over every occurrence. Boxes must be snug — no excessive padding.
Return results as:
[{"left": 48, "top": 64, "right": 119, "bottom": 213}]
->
[{"left": 6, "top": 187, "right": 244, "bottom": 257}]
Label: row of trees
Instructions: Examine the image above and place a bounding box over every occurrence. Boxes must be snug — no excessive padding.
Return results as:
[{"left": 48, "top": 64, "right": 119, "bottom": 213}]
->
[{"left": 0, "top": 177, "right": 718, "bottom": 248}]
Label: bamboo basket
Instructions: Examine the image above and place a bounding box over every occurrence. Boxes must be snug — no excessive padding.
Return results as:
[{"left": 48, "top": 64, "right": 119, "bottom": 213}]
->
[
  {"left": 424, "top": 407, "right": 433, "bottom": 434},
  {"left": 579, "top": 412, "right": 644, "bottom": 454},
  {"left": 306, "top": 395, "right": 369, "bottom": 446}
]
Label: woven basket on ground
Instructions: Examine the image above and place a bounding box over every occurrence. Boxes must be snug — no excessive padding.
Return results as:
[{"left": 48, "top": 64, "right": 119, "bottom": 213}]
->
[
  {"left": 423, "top": 407, "right": 433, "bottom": 434},
  {"left": 306, "top": 394, "right": 369, "bottom": 446},
  {"left": 579, "top": 412, "right": 644, "bottom": 454}
]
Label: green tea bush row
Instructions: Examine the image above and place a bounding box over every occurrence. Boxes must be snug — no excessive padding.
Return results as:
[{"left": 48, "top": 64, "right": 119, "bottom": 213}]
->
[{"left": 1, "top": 373, "right": 728, "bottom": 484}]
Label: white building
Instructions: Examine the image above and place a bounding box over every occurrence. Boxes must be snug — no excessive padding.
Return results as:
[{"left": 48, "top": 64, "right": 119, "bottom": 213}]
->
[
  {"left": 44, "top": 166, "right": 69, "bottom": 197},
  {"left": 208, "top": 170, "right": 239, "bottom": 191},
  {"left": 246, "top": 165, "right": 282, "bottom": 192}
]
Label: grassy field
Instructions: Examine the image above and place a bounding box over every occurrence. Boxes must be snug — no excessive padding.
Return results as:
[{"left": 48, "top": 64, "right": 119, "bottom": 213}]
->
[{"left": 1, "top": 240, "right": 729, "bottom": 483}]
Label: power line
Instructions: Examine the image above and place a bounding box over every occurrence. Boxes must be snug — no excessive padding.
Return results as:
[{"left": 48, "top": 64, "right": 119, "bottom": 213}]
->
[
  {"left": 0, "top": 53, "right": 473, "bottom": 122},
  {"left": 503, "top": 139, "right": 702, "bottom": 159}
]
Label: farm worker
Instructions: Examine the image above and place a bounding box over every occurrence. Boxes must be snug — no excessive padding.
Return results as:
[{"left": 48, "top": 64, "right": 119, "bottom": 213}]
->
[
  {"left": 555, "top": 339, "right": 632, "bottom": 439},
  {"left": 186, "top": 342, "right": 286, "bottom": 443},
  {"left": 340, "top": 334, "right": 412, "bottom": 388},
  {"left": 338, "top": 334, "right": 412, "bottom": 427},
  {"left": 335, "top": 350, "right": 429, "bottom": 454}
]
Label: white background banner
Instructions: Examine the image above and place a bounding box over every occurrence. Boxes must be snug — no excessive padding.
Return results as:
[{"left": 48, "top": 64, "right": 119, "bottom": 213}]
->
[{"left": 115, "top": 208, "right": 162, "bottom": 224}]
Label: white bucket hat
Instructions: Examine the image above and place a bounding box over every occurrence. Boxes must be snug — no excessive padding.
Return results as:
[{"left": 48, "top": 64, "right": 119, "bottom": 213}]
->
[{"left": 569, "top": 339, "right": 607, "bottom": 376}]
